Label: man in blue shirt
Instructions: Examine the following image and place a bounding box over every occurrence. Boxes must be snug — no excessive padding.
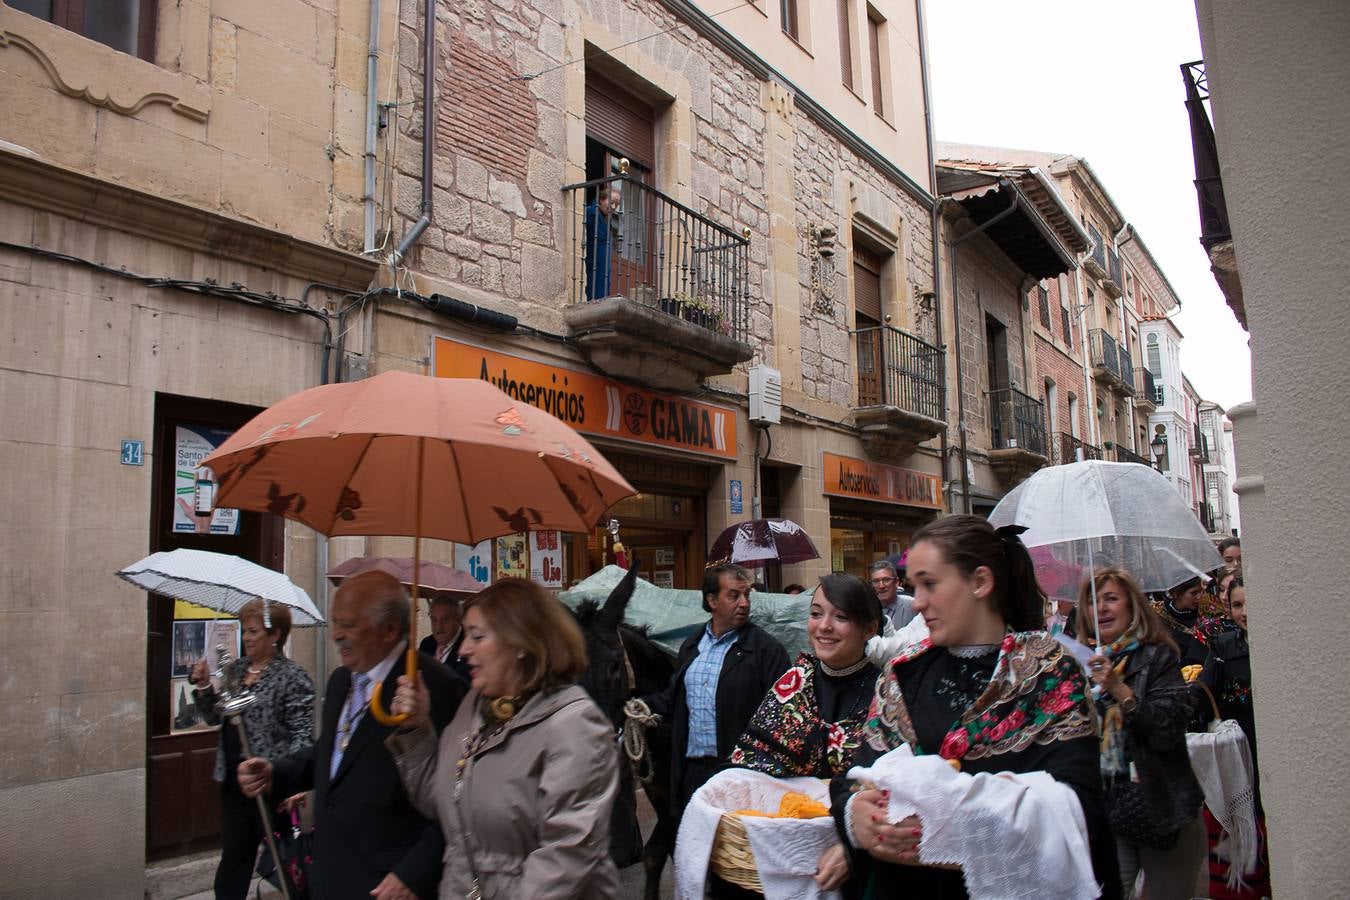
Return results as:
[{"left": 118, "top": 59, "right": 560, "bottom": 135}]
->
[{"left": 644, "top": 563, "right": 791, "bottom": 813}]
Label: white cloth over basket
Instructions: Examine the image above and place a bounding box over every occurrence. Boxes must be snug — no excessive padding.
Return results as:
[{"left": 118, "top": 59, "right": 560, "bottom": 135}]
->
[
  {"left": 848, "top": 746, "right": 1100, "bottom": 900},
  {"left": 675, "top": 768, "right": 841, "bottom": 900},
  {"left": 1187, "top": 719, "right": 1259, "bottom": 889}
]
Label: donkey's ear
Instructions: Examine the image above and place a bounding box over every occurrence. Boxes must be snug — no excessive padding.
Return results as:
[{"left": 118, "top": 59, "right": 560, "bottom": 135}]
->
[{"left": 600, "top": 557, "right": 641, "bottom": 629}]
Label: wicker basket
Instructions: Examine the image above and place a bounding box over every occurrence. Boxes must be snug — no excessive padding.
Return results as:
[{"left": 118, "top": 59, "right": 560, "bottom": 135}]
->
[{"left": 709, "top": 812, "right": 763, "bottom": 892}]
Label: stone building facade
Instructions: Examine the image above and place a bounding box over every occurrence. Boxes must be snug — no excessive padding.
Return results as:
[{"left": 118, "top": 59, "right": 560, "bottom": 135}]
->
[{"left": 0, "top": 0, "right": 945, "bottom": 891}]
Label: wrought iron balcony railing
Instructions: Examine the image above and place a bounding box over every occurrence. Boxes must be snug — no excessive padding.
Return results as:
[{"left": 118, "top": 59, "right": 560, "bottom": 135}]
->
[
  {"left": 1087, "top": 224, "right": 1107, "bottom": 273},
  {"left": 1090, "top": 329, "right": 1120, "bottom": 379},
  {"left": 855, "top": 325, "right": 945, "bottom": 421},
  {"left": 1108, "top": 249, "right": 1123, "bottom": 291},
  {"left": 1182, "top": 61, "right": 1232, "bottom": 252},
  {"left": 990, "top": 387, "right": 1047, "bottom": 457},
  {"left": 1117, "top": 345, "right": 1135, "bottom": 395},
  {"left": 564, "top": 173, "right": 749, "bottom": 341},
  {"left": 1110, "top": 442, "right": 1151, "bottom": 466},
  {"left": 1136, "top": 367, "right": 1158, "bottom": 404},
  {"left": 1054, "top": 432, "right": 1103, "bottom": 465}
]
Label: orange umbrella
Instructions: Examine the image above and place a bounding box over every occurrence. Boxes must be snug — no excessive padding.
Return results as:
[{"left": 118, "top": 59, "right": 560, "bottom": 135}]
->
[{"left": 202, "top": 371, "right": 635, "bottom": 722}]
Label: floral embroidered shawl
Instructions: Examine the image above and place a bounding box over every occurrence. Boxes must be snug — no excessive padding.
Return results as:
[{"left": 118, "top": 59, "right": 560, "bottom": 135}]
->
[
  {"left": 730, "top": 653, "right": 877, "bottom": 778},
  {"left": 863, "top": 632, "right": 1094, "bottom": 763}
]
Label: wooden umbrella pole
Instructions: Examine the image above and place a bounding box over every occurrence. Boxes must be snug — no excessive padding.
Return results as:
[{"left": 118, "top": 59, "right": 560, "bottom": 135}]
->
[
  {"left": 230, "top": 716, "right": 291, "bottom": 900},
  {"left": 369, "top": 438, "right": 424, "bottom": 725}
]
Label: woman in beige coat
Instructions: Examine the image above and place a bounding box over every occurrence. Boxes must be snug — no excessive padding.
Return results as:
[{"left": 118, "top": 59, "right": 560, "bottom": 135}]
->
[{"left": 387, "top": 578, "right": 620, "bottom": 899}]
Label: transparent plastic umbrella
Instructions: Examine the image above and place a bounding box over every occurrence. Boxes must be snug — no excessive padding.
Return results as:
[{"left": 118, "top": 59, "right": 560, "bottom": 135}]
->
[{"left": 989, "top": 461, "right": 1224, "bottom": 617}]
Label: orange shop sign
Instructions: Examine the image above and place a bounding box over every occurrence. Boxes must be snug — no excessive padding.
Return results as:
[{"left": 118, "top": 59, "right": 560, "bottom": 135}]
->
[
  {"left": 822, "top": 452, "right": 942, "bottom": 510},
  {"left": 433, "top": 336, "right": 738, "bottom": 460}
]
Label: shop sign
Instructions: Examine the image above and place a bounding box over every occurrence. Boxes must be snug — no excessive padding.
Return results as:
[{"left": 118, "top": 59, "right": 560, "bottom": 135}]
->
[
  {"left": 434, "top": 336, "right": 737, "bottom": 461},
  {"left": 530, "top": 530, "right": 563, "bottom": 587},
  {"left": 822, "top": 452, "right": 942, "bottom": 510},
  {"left": 454, "top": 540, "right": 492, "bottom": 585}
]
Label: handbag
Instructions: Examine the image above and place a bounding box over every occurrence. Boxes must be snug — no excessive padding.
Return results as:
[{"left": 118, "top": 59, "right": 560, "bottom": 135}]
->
[
  {"left": 1104, "top": 775, "right": 1180, "bottom": 851},
  {"left": 257, "top": 805, "right": 315, "bottom": 900}
]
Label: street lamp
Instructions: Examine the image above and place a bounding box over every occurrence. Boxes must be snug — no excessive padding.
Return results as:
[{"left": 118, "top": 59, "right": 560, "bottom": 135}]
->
[{"left": 1149, "top": 430, "right": 1168, "bottom": 471}]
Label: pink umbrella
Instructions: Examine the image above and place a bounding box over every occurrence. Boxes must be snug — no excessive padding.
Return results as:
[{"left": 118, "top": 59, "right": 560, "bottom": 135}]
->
[{"left": 326, "top": 556, "right": 483, "bottom": 599}]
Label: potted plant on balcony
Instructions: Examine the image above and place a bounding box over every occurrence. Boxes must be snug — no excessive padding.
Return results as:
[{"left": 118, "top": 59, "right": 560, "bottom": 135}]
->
[{"left": 666, "top": 292, "right": 724, "bottom": 332}]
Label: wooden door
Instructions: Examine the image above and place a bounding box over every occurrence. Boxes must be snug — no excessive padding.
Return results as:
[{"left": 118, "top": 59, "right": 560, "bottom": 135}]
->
[{"left": 145, "top": 394, "right": 283, "bottom": 861}]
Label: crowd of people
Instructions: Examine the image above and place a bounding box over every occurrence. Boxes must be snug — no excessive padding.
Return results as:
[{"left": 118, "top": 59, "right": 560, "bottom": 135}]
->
[{"left": 189, "top": 525, "right": 1261, "bottom": 900}]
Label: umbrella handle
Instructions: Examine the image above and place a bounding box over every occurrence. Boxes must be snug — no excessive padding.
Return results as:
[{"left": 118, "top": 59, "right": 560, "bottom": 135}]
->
[{"left": 367, "top": 646, "right": 418, "bottom": 726}]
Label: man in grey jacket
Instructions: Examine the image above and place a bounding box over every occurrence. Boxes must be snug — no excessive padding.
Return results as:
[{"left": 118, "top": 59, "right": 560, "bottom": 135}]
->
[{"left": 870, "top": 559, "right": 917, "bottom": 631}]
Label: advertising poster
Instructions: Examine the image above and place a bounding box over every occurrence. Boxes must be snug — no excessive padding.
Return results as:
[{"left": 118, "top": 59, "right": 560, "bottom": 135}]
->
[
  {"left": 205, "top": 620, "right": 241, "bottom": 668},
  {"left": 653, "top": 570, "right": 674, "bottom": 589},
  {"left": 171, "top": 620, "right": 205, "bottom": 679},
  {"left": 495, "top": 533, "right": 528, "bottom": 580},
  {"left": 454, "top": 541, "right": 492, "bottom": 585},
  {"left": 653, "top": 547, "right": 676, "bottom": 567},
  {"left": 173, "top": 424, "right": 240, "bottom": 535},
  {"left": 170, "top": 677, "right": 212, "bottom": 734},
  {"left": 529, "top": 531, "right": 563, "bottom": 587}
]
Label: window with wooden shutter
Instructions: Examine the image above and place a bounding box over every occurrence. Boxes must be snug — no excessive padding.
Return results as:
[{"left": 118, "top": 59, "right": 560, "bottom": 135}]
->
[
  {"left": 867, "top": 8, "right": 885, "bottom": 117},
  {"left": 853, "top": 244, "right": 883, "bottom": 324},
  {"left": 838, "top": 0, "right": 854, "bottom": 89},
  {"left": 585, "top": 74, "right": 656, "bottom": 170}
]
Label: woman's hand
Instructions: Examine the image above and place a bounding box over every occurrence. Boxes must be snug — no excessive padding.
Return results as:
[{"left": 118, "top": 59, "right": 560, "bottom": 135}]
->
[
  {"left": 850, "top": 789, "right": 922, "bottom": 865},
  {"left": 815, "top": 841, "right": 850, "bottom": 890},
  {"left": 1089, "top": 655, "right": 1133, "bottom": 703},
  {"left": 391, "top": 673, "right": 430, "bottom": 729},
  {"left": 190, "top": 658, "right": 211, "bottom": 688}
]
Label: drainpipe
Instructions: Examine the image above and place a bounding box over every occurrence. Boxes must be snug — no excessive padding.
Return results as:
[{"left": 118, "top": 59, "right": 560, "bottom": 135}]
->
[
  {"left": 393, "top": 0, "right": 437, "bottom": 266},
  {"left": 949, "top": 182, "right": 1019, "bottom": 515},
  {"left": 1073, "top": 264, "right": 1100, "bottom": 447},
  {"left": 915, "top": 0, "right": 953, "bottom": 511},
  {"left": 362, "top": 0, "right": 382, "bottom": 253}
]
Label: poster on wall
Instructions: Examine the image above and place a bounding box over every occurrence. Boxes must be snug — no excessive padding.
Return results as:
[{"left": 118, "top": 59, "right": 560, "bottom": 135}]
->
[
  {"left": 173, "top": 425, "right": 240, "bottom": 535},
  {"left": 171, "top": 620, "right": 206, "bottom": 679},
  {"left": 454, "top": 541, "right": 492, "bottom": 585},
  {"left": 170, "top": 677, "right": 212, "bottom": 734},
  {"left": 495, "top": 533, "right": 528, "bottom": 580},
  {"left": 529, "top": 531, "right": 563, "bottom": 587},
  {"left": 653, "top": 570, "right": 675, "bottom": 589},
  {"left": 653, "top": 547, "right": 675, "bottom": 567},
  {"left": 204, "top": 619, "right": 241, "bottom": 669}
]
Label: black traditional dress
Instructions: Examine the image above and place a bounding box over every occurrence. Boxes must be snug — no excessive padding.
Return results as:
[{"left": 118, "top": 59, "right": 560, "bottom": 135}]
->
[
  {"left": 731, "top": 652, "right": 880, "bottom": 778},
  {"left": 829, "top": 632, "right": 1122, "bottom": 900}
]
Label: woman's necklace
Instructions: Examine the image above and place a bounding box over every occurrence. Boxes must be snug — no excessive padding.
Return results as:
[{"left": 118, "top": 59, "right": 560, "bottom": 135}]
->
[{"left": 820, "top": 656, "right": 871, "bottom": 677}]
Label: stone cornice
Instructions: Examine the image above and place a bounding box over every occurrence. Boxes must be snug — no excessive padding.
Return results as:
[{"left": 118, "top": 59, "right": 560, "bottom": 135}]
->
[
  {"left": 0, "top": 148, "right": 378, "bottom": 288},
  {"left": 660, "top": 0, "right": 934, "bottom": 208}
]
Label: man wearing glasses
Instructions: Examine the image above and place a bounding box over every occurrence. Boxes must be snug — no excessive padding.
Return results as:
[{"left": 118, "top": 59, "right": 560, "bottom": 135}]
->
[{"left": 869, "top": 560, "right": 917, "bottom": 630}]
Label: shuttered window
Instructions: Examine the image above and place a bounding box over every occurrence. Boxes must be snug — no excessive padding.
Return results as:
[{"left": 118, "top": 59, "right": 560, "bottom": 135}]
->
[
  {"left": 838, "top": 0, "right": 853, "bottom": 89},
  {"left": 867, "top": 10, "right": 884, "bottom": 116},
  {"left": 853, "top": 245, "right": 883, "bottom": 323},
  {"left": 585, "top": 75, "right": 655, "bottom": 169}
]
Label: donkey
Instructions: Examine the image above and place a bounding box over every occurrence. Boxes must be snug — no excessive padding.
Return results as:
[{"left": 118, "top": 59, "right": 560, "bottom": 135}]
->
[{"left": 571, "top": 562, "right": 678, "bottom": 900}]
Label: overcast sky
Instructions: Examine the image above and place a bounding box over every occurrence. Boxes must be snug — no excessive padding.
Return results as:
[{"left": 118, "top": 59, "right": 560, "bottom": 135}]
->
[{"left": 924, "top": 0, "right": 1252, "bottom": 412}]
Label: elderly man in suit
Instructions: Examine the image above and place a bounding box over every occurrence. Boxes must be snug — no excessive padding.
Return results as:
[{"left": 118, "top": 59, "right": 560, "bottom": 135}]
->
[
  {"left": 238, "top": 571, "right": 466, "bottom": 899},
  {"left": 416, "top": 594, "right": 470, "bottom": 681}
]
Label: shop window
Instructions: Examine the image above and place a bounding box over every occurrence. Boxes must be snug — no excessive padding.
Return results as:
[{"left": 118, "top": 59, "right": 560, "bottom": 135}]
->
[{"left": 10, "top": 0, "right": 157, "bottom": 61}]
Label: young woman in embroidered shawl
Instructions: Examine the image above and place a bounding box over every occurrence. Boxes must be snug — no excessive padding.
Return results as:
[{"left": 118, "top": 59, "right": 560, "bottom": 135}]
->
[
  {"left": 829, "top": 515, "right": 1121, "bottom": 899},
  {"left": 730, "top": 573, "right": 884, "bottom": 890}
]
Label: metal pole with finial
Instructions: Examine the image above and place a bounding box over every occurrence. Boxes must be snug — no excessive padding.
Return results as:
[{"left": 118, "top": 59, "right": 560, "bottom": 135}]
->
[{"left": 215, "top": 646, "right": 291, "bottom": 899}]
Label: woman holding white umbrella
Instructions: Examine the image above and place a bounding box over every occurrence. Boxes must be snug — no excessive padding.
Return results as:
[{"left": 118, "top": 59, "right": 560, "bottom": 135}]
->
[
  {"left": 189, "top": 600, "right": 315, "bottom": 900},
  {"left": 1077, "top": 568, "right": 1205, "bottom": 900}
]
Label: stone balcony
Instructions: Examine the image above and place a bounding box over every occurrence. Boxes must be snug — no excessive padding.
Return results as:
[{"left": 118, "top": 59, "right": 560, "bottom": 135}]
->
[{"left": 562, "top": 298, "right": 752, "bottom": 392}]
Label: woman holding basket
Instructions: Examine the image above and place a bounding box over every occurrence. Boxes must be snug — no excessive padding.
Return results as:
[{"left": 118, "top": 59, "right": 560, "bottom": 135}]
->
[{"left": 830, "top": 515, "right": 1120, "bottom": 899}]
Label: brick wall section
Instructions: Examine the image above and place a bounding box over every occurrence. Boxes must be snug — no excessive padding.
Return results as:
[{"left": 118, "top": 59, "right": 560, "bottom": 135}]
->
[
  {"left": 438, "top": 32, "right": 538, "bottom": 179},
  {"left": 1035, "top": 334, "right": 1088, "bottom": 443}
]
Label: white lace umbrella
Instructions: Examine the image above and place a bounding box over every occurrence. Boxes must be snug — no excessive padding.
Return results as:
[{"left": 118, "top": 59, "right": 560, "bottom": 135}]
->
[
  {"left": 989, "top": 461, "right": 1223, "bottom": 602},
  {"left": 117, "top": 548, "right": 324, "bottom": 626}
]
